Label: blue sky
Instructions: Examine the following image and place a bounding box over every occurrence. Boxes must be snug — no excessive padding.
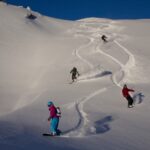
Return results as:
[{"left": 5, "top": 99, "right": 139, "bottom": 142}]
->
[{"left": 7, "top": 0, "right": 150, "bottom": 20}]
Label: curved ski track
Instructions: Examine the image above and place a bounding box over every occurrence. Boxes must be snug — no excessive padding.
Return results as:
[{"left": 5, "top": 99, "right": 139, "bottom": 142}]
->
[{"left": 64, "top": 21, "right": 135, "bottom": 137}]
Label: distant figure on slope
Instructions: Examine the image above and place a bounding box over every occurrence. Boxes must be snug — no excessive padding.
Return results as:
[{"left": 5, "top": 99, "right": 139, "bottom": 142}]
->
[
  {"left": 122, "top": 84, "right": 135, "bottom": 108},
  {"left": 70, "top": 67, "right": 80, "bottom": 82},
  {"left": 26, "top": 6, "right": 37, "bottom": 20},
  {"left": 101, "top": 35, "right": 107, "bottom": 42},
  {"left": 47, "top": 101, "right": 61, "bottom": 136}
]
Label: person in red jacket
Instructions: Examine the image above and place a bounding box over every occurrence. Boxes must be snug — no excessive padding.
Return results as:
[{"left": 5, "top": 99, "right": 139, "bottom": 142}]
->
[{"left": 122, "top": 84, "right": 135, "bottom": 108}]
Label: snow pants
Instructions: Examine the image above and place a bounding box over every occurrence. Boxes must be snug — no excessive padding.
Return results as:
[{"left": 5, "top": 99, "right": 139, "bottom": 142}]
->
[
  {"left": 72, "top": 73, "right": 77, "bottom": 81},
  {"left": 126, "top": 95, "right": 133, "bottom": 107},
  {"left": 50, "top": 117, "right": 59, "bottom": 134}
]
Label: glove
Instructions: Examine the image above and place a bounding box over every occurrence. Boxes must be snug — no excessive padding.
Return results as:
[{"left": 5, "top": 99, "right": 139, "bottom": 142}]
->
[{"left": 48, "top": 116, "right": 51, "bottom": 121}]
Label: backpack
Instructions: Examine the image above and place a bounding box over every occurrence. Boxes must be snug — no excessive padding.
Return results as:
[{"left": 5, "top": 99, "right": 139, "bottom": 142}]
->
[{"left": 56, "top": 107, "right": 61, "bottom": 117}]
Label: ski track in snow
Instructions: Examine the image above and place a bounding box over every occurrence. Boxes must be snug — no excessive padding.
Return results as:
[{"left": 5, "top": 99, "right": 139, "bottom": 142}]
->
[
  {"left": 63, "top": 88, "right": 107, "bottom": 137},
  {"left": 74, "top": 36, "right": 94, "bottom": 69},
  {"left": 96, "top": 40, "right": 135, "bottom": 87},
  {"left": 63, "top": 21, "right": 136, "bottom": 137},
  {"left": 114, "top": 40, "right": 136, "bottom": 85}
]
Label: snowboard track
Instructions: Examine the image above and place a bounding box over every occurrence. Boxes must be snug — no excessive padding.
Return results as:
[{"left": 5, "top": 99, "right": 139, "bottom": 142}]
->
[{"left": 64, "top": 21, "right": 136, "bottom": 137}]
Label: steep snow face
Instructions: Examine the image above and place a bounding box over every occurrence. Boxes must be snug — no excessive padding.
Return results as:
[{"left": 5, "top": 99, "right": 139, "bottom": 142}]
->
[
  {"left": 0, "top": 3, "right": 75, "bottom": 115},
  {"left": 0, "top": 2, "right": 150, "bottom": 150}
]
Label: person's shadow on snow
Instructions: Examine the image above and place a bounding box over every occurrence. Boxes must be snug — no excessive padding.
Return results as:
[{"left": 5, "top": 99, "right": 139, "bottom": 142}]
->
[
  {"left": 94, "top": 116, "right": 113, "bottom": 134},
  {"left": 133, "top": 92, "right": 145, "bottom": 105}
]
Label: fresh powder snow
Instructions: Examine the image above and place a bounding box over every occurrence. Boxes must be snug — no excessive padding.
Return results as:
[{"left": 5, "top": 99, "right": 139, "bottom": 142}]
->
[{"left": 0, "top": 2, "right": 150, "bottom": 150}]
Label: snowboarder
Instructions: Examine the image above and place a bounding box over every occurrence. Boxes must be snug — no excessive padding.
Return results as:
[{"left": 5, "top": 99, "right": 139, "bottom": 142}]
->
[
  {"left": 101, "top": 35, "right": 107, "bottom": 42},
  {"left": 122, "top": 84, "right": 135, "bottom": 108},
  {"left": 26, "top": 6, "right": 37, "bottom": 20},
  {"left": 47, "top": 101, "right": 61, "bottom": 136},
  {"left": 70, "top": 67, "right": 80, "bottom": 82}
]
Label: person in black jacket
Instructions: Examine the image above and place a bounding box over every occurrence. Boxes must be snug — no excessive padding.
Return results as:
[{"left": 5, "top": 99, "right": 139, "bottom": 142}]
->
[
  {"left": 70, "top": 67, "right": 80, "bottom": 82},
  {"left": 101, "top": 35, "right": 107, "bottom": 42}
]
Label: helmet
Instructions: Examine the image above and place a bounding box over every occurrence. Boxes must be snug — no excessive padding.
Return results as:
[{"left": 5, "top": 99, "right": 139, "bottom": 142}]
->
[
  {"left": 47, "top": 101, "right": 53, "bottom": 107},
  {"left": 124, "top": 84, "right": 127, "bottom": 87}
]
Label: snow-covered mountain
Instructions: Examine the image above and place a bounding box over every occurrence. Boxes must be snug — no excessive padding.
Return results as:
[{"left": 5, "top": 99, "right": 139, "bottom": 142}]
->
[{"left": 0, "top": 2, "right": 150, "bottom": 150}]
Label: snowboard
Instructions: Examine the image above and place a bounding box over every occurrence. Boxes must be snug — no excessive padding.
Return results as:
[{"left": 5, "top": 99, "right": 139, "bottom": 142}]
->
[
  {"left": 43, "top": 133, "right": 60, "bottom": 136},
  {"left": 43, "top": 130, "right": 62, "bottom": 137}
]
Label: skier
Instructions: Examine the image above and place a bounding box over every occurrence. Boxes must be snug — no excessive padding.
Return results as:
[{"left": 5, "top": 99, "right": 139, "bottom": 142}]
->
[
  {"left": 122, "top": 84, "right": 135, "bottom": 108},
  {"left": 101, "top": 35, "right": 107, "bottom": 42},
  {"left": 70, "top": 67, "right": 80, "bottom": 82},
  {"left": 47, "top": 101, "right": 60, "bottom": 135}
]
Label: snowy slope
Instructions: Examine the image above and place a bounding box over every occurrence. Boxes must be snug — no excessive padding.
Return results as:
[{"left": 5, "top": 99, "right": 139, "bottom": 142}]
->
[{"left": 0, "top": 2, "right": 150, "bottom": 150}]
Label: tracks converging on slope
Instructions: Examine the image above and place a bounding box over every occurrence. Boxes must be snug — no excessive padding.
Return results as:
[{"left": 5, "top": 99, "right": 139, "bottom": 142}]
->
[{"left": 64, "top": 20, "right": 135, "bottom": 137}]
